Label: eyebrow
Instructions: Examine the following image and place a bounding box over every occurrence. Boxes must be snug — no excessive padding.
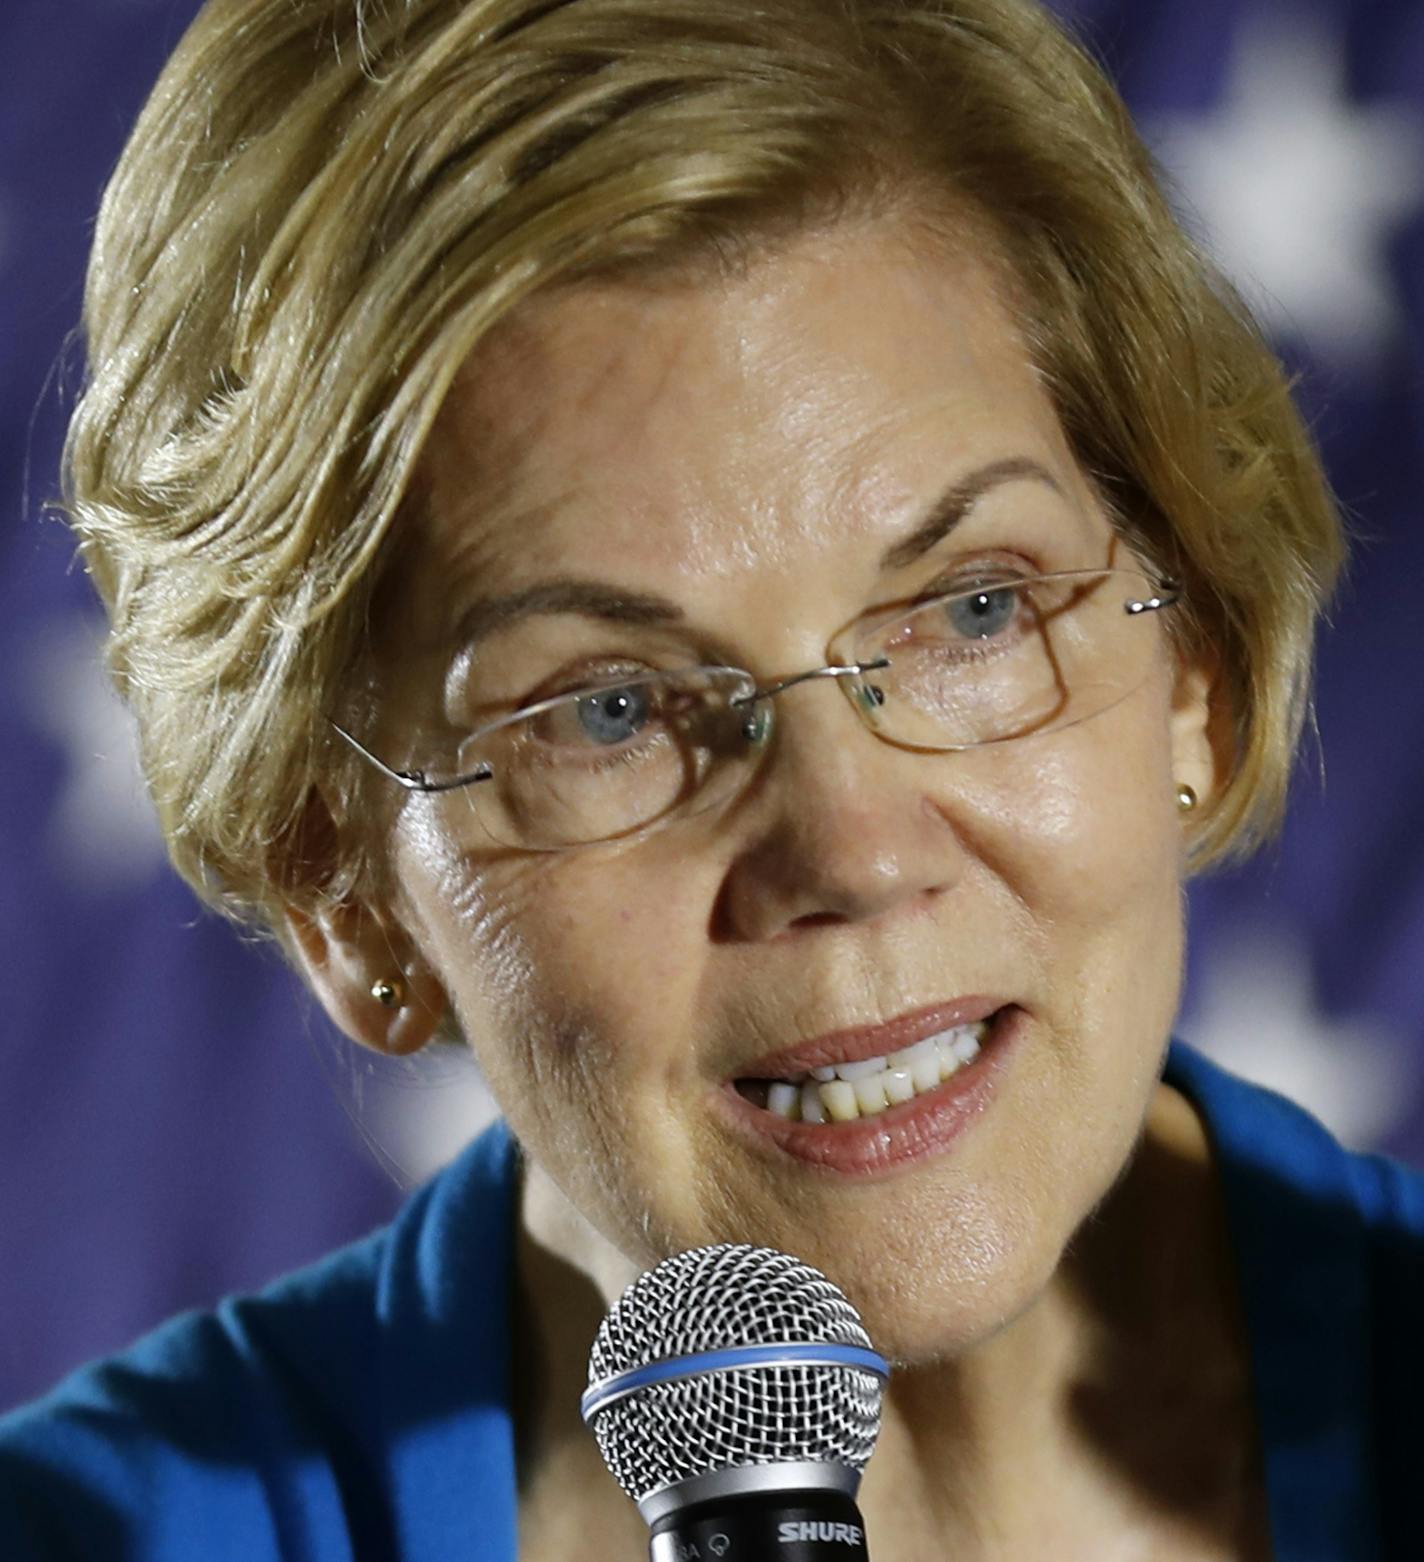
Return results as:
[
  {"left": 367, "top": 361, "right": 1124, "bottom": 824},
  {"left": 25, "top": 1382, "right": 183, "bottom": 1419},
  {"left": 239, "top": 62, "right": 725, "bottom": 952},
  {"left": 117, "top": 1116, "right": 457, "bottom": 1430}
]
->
[
  {"left": 449, "top": 579, "right": 683, "bottom": 652},
  {"left": 878, "top": 456, "right": 1062, "bottom": 570},
  {"left": 445, "top": 455, "right": 1062, "bottom": 653}
]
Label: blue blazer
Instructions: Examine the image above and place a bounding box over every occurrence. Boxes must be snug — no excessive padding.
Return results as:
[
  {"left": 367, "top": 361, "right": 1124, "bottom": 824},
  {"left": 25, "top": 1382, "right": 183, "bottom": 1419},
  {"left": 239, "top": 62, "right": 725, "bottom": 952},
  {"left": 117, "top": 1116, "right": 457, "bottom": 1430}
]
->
[{"left": 1, "top": 1041, "right": 1420, "bottom": 1559}]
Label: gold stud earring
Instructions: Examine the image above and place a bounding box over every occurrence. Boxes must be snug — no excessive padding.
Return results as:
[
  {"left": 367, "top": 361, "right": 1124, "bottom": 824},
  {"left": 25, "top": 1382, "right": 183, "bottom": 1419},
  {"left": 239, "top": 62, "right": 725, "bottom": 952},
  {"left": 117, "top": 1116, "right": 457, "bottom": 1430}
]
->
[
  {"left": 371, "top": 978, "right": 405, "bottom": 1010},
  {"left": 1176, "top": 784, "right": 1199, "bottom": 814}
]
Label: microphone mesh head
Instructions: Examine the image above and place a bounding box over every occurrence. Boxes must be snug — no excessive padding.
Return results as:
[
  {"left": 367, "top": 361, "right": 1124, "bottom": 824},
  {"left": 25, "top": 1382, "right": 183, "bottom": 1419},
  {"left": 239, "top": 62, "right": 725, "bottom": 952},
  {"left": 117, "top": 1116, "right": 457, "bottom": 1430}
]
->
[{"left": 585, "top": 1244, "right": 884, "bottom": 1503}]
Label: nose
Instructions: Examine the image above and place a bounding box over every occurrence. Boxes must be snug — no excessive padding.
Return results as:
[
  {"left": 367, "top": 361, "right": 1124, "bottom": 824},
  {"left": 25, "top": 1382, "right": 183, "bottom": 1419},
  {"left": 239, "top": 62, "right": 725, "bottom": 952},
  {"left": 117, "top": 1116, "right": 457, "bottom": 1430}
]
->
[{"left": 714, "top": 681, "right": 969, "bottom": 942}]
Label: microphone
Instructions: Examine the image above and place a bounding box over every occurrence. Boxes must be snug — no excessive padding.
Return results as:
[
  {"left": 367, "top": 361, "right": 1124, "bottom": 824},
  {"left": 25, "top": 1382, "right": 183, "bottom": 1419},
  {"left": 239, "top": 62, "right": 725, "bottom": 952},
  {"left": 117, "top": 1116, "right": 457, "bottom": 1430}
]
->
[{"left": 581, "top": 1244, "right": 889, "bottom": 1560}]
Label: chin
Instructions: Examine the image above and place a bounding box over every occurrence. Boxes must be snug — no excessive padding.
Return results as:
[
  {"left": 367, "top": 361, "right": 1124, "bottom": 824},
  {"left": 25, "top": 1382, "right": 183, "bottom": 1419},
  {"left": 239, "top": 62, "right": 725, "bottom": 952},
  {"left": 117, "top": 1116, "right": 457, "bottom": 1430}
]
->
[
  {"left": 810, "top": 1192, "right": 1063, "bottom": 1366},
  {"left": 662, "top": 1153, "right": 1062, "bottom": 1368}
]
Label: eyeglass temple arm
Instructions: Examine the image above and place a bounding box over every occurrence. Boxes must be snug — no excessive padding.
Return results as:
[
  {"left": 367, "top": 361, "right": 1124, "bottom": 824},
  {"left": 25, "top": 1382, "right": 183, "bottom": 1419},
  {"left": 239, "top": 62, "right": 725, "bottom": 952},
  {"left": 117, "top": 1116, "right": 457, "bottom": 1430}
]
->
[
  {"left": 1126, "top": 579, "right": 1182, "bottom": 615},
  {"left": 326, "top": 718, "right": 494, "bottom": 793}
]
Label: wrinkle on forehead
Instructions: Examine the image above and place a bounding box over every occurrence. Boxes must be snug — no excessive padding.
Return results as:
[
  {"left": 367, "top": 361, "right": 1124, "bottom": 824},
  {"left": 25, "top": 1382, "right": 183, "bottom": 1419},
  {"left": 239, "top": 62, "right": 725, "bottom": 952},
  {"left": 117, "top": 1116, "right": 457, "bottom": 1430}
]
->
[{"left": 409, "top": 218, "right": 1091, "bottom": 625}]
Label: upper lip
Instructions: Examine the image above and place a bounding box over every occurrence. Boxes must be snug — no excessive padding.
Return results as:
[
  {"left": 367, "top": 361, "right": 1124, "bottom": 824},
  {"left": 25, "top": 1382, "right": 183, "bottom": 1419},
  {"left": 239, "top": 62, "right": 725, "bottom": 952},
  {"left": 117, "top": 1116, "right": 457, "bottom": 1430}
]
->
[{"left": 730, "top": 997, "right": 1009, "bottom": 1081}]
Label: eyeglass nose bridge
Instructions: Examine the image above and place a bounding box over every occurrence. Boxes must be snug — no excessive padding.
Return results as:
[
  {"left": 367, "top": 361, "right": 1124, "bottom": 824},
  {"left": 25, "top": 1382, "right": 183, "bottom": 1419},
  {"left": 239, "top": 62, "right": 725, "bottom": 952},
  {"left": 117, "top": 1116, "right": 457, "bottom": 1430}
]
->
[{"left": 729, "top": 657, "right": 894, "bottom": 741}]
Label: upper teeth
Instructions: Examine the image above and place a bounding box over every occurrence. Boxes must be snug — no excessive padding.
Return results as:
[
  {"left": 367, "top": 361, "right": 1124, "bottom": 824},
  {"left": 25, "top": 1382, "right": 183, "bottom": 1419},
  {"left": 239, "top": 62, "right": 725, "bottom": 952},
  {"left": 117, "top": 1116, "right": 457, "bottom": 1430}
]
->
[{"left": 761, "top": 1022, "right": 989, "bottom": 1123}]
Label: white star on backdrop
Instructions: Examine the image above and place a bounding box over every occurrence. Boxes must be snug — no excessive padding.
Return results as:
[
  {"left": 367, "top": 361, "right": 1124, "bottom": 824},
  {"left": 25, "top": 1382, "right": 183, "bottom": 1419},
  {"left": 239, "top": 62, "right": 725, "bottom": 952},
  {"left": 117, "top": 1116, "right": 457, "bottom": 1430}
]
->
[
  {"left": 1179, "top": 922, "right": 1414, "bottom": 1151},
  {"left": 1149, "top": 10, "right": 1424, "bottom": 370},
  {"left": 25, "top": 617, "right": 168, "bottom": 892}
]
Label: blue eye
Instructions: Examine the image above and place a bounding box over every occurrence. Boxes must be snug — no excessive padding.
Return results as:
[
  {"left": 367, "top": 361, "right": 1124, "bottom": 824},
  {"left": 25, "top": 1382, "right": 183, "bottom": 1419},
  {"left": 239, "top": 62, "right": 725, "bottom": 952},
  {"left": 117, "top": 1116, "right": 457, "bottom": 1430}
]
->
[
  {"left": 575, "top": 684, "right": 653, "bottom": 745},
  {"left": 947, "top": 585, "right": 1019, "bottom": 639}
]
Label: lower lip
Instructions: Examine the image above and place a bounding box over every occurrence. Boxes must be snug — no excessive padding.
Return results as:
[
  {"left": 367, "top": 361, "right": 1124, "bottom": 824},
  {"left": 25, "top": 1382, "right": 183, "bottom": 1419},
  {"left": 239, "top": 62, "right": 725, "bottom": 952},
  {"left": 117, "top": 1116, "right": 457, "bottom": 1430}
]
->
[{"left": 715, "top": 1005, "right": 1026, "bottom": 1178}]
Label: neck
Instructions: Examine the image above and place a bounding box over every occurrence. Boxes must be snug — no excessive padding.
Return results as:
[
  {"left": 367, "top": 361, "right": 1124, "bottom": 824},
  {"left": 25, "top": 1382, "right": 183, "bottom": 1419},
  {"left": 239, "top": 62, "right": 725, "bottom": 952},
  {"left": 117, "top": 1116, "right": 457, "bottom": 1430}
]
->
[{"left": 853, "top": 1083, "right": 1258, "bottom": 1552}]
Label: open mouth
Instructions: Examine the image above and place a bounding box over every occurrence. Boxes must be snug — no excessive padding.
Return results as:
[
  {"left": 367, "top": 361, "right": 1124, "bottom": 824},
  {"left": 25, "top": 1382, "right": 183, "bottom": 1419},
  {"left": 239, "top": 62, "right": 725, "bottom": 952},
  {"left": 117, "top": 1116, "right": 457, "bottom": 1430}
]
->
[{"left": 732, "top": 1012, "right": 1000, "bottom": 1125}]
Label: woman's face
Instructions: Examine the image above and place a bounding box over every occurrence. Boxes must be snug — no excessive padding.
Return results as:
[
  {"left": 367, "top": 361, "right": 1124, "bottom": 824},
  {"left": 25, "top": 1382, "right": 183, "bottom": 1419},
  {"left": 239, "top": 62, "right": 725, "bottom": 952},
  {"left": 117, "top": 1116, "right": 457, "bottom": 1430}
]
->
[{"left": 367, "top": 220, "right": 1216, "bottom": 1362}]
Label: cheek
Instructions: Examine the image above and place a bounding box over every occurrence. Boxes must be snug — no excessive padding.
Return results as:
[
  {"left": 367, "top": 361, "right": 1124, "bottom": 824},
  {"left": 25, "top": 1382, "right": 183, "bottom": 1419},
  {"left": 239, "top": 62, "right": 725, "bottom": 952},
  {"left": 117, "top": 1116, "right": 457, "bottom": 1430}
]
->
[
  {"left": 504, "top": 851, "right": 707, "bottom": 1025},
  {"left": 961, "top": 684, "right": 1182, "bottom": 916},
  {"left": 974, "top": 693, "right": 1188, "bottom": 1092},
  {"left": 416, "top": 840, "right": 724, "bottom": 1262},
  {"left": 395, "top": 806, "right": 708, "bottom": 1096},
  {"left": 949, "top": 684, "right": 1187, "bottom": 1099}
]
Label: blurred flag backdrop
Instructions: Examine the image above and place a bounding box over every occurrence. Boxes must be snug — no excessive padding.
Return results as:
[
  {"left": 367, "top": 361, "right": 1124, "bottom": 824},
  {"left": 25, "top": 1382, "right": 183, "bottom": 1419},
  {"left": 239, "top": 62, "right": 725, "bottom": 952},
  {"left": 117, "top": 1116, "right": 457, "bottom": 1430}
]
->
[{"left": 1, "top": 0, "right": 1421, "bottom": 1413}]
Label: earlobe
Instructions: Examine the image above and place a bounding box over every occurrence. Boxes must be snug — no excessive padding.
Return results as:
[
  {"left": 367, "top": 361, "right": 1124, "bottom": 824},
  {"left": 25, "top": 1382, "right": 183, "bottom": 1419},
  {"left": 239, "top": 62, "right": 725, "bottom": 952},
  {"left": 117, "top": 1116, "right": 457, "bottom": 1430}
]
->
[
  {"left": 283, "top": 898, "right": 448, "bottom": 1057},
  {"left": 1168, "top": 650, "right": 1229, "bottom": 812}
]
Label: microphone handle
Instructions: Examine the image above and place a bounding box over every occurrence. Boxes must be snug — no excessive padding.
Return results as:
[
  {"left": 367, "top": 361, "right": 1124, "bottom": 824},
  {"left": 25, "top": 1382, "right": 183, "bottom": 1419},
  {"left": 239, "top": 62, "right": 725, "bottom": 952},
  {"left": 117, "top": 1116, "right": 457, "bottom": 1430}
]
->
[{"left": 649, "top": 1486, "right": 871, "bottom": 1561}]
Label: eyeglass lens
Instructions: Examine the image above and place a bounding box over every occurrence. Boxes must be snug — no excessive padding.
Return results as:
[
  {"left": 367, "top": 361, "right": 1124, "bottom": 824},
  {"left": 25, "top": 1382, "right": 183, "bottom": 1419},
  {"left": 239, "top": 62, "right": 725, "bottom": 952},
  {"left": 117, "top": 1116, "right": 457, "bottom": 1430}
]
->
[{"left": 433, "top": 568, "right": 1165, "bottom": 850}]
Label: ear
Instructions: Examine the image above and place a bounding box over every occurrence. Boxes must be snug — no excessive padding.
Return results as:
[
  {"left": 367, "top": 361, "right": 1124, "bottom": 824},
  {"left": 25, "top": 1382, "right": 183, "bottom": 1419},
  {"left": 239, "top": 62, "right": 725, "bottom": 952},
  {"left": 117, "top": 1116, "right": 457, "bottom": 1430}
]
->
[
  {"left": 1167, "top": 643, "right": 1230, "bottom": 812},
  {"left": 283, "top": 897, "right": 449, "bottom": 1057}
]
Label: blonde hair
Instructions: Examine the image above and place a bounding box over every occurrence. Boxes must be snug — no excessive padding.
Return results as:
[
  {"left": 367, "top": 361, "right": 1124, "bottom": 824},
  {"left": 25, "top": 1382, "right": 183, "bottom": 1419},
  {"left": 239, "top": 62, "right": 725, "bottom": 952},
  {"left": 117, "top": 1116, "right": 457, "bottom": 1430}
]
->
[{"left": 65, "top": 0, "right": 1345, "bottom": 939}]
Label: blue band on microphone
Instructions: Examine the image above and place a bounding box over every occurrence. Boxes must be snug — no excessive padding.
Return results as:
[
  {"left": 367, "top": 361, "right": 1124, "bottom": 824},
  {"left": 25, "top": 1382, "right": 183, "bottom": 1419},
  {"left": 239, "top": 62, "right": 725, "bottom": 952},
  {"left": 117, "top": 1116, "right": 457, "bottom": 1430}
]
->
[{"left": 580, "top": 1342, "right": 890, "bottom": 1424}]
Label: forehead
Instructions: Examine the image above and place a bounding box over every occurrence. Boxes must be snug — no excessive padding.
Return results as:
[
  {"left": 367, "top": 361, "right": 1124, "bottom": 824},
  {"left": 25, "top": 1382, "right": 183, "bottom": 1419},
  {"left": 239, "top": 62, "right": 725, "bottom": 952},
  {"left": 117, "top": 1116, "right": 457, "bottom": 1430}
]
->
[{"left": 411, "top": 220, "right": 1090, "bottom": 603}]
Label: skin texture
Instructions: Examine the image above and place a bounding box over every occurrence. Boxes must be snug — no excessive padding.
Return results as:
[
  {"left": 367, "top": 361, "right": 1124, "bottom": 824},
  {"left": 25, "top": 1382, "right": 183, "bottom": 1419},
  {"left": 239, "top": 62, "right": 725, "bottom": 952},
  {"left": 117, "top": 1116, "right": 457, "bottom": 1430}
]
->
[{"left": 289, "top": 219, "right": 1267, "bottom": 1557}]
